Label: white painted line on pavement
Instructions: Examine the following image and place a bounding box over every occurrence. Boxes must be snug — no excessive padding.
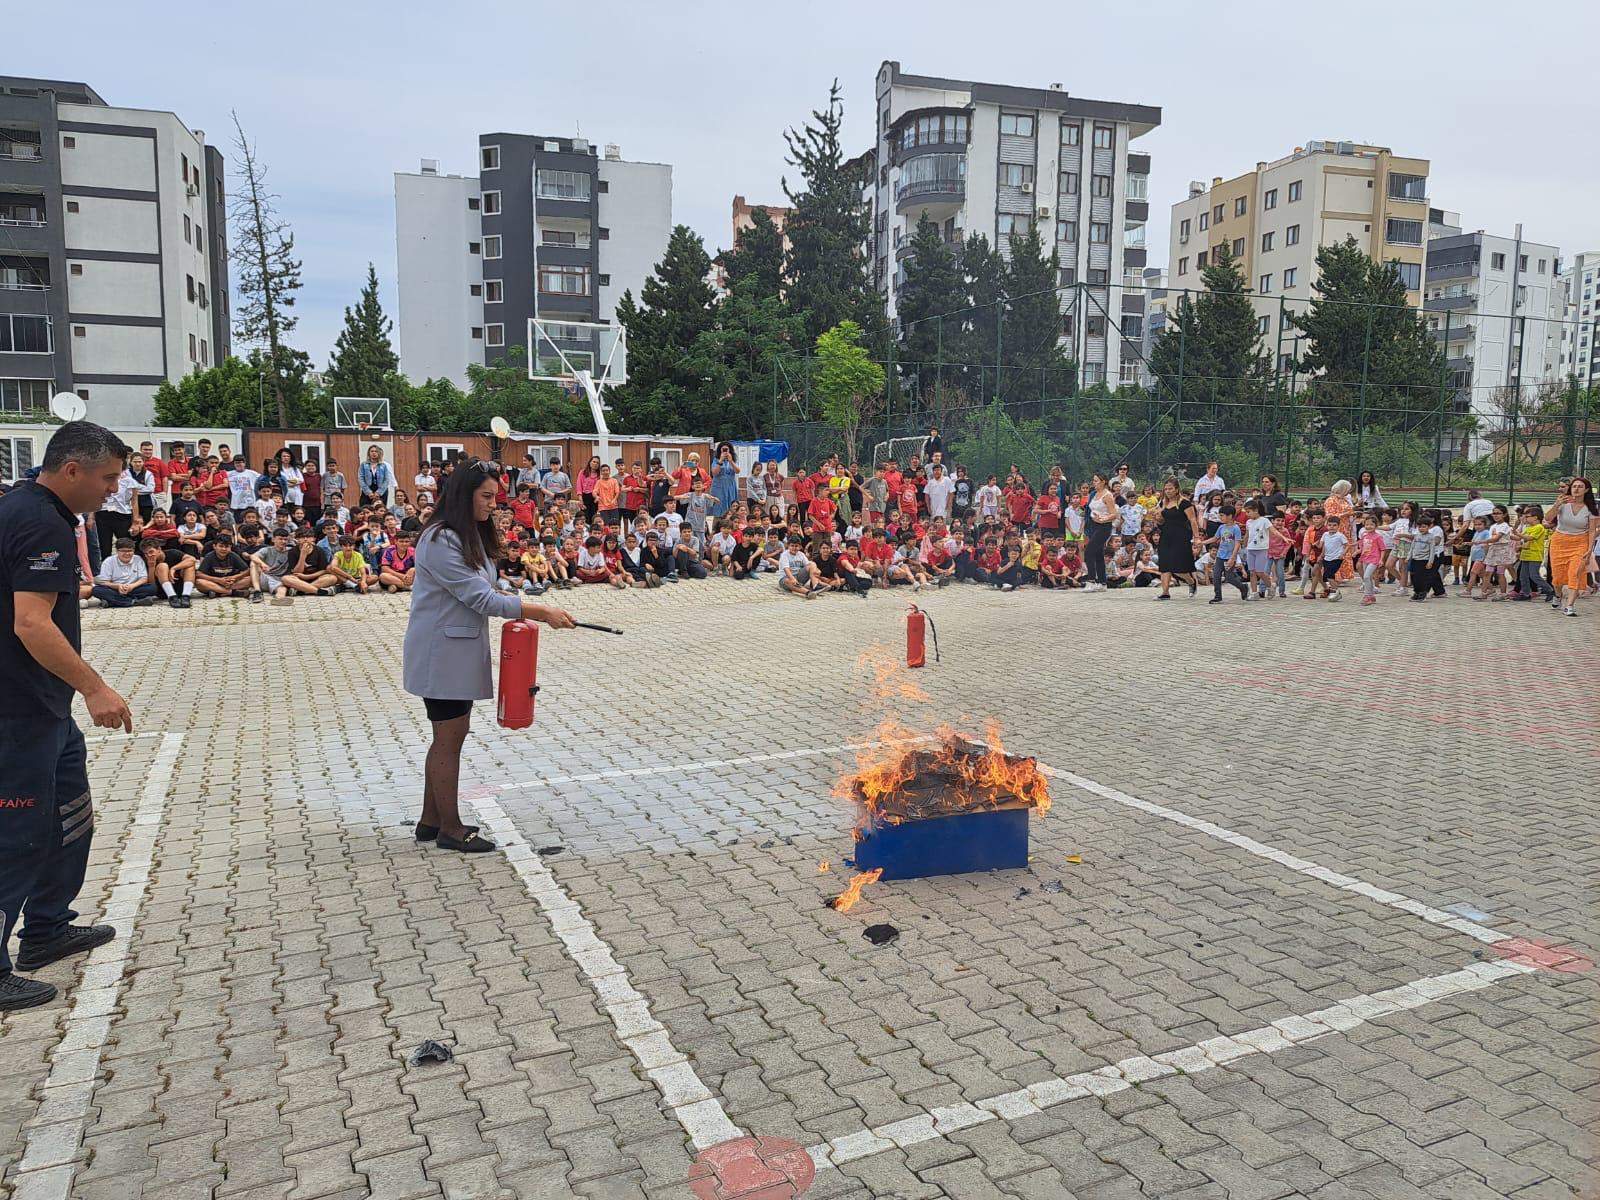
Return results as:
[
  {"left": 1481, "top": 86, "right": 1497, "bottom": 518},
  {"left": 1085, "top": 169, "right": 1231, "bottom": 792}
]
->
[
  {"left": 11, "top": 730, "right": 185, "bottom": 1200},
  {"left": 1038, "top": 763, "right": 1515, "bottom": 949},
  {"left": 468, "top": 790, "right": 743, "bottom": 1151},
  {"left": 805, "top": 957, "right": 1535, "bottom": 1171},
  {"left": 80, "top": 730, "right": 166, "bottom": 745}
]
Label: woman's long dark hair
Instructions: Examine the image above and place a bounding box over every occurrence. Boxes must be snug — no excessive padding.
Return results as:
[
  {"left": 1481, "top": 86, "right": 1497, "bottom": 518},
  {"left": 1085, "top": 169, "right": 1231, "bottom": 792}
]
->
[
  {"left": 1571, "top": 477, "right": 1599, "bottom": 516},
  {"left": 421, "top": 458, "right": 501, "bottom": 569}
]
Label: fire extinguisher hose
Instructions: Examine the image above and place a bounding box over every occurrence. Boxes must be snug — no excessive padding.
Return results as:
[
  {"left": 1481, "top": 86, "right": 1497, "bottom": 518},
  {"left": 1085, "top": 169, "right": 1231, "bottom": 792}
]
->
[{"left": 924, "top": 610, "right": 940, "bottom": 663}]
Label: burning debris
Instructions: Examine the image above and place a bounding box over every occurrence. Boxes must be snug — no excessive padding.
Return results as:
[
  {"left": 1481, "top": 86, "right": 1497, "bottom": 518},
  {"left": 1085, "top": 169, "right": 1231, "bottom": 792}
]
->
[{"left": 827, "top": 868, "right": 883, "bottom": 912}]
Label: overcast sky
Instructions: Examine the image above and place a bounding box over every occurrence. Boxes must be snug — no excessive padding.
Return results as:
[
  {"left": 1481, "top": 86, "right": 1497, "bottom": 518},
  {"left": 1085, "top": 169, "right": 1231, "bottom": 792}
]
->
[{"left": 19, "top": 1, "right": 1598, "bottom": 367}]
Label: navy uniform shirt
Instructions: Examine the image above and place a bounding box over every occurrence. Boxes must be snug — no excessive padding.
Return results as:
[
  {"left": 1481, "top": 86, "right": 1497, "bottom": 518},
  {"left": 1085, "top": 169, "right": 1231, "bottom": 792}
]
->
[{"left": 0, "top": 480, "right": 81, "bottom": 719}]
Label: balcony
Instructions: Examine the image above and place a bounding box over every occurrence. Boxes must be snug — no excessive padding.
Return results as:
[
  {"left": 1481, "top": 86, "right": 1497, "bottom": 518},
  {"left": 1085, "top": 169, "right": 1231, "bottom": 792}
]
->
[
  {"left": 1431, "top": 323, "right": 1473, "bottom": 343},
  {"left": 1426, "top": 258, "right": 1477, "bottom": 283},
  {"left": 1424, "top": 293, "right": 1476, "bottom": 313},
  {"left": 0, "top": 140, "right": 43, "bottom": 163}
]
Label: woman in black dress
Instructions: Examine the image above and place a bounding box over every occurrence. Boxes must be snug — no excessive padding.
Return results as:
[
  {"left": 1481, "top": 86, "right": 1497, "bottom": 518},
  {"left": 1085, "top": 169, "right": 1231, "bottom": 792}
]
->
[{"left": 1155, "top": 477, "right": 1201, "bottom": 599}]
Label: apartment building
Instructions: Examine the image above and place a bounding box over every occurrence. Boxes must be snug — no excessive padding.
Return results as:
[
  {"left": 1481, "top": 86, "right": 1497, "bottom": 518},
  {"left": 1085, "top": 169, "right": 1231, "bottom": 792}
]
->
[
  {"left": 861, "top": 61, "right": 1160, "bottom": 387},
  {"left": 395, "top": 136, "right": 671, "bottom": 389},
  {"left": 712, "top": 194, "right": 793, "bottom": 294},
  {"left": 1167, "top": 141, "right": 1430, "bottom": 366},
  {"left": 1423, "top": 215, "right": 1563, "bottom": 421},
  {"left": 1558, "top": 251, "right": 1600, "bottom": 381},
  {"left": 0, "top": 76, "right": 229, "bottom": 426}
]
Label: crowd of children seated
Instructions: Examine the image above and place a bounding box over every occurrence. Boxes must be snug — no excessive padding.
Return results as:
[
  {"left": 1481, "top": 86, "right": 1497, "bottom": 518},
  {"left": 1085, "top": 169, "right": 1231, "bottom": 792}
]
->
[{"left": 26, "top": 436, "right": 1594, "bottom": 616}]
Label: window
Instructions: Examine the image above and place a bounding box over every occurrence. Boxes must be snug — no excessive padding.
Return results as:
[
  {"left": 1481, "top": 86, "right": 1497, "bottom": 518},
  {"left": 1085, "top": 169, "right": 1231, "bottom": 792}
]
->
[
  {"left": 1518, "top": 254, "right": 1528, "bottom": 272},
  {"left": 73, "top": 325, "right": 85, "bottom": 338},
  {"left": 188, "top": 333, "right": 197, "bottom": 360},
  {"left": 468, "top": 241, "right": 481, "bottom": 255},
  {"left": 1091, "top": 174, "right": 1112, "bottom": 197},
  {"left": 1537, "top": 258, "right": 1546, "bottom": 274},
  {"left": 1258, "top": 316, "right": 1270, "bottom": 336},
  {"left": 469, "top": 283, "right": 482, "bottom": 296},
  {"left": 481, "top": 190, "right": 501, "bottom": 216},
  {"left": 1285, "top": 224, "right": 1300, "bottom": 246},
  {"left": 483, "top": 235, "right": 501, "bottom": 259},
  {"left": 1391, "top": 261, "right": 1420, "bottom": 290},
  {"left": 997, "top": 214, "right": 1032, "bottom": 237},
  {"left": 195, "top": 223, "right": 202, "bottom": 249},
  {"left": 999, "top": 163, "right": 1034, "bottom": 187},
  {"left": 467, "top": 197, "right": 480, "bottom": 210},
  {"left": 1061, "top": 123, "right": 1081, "bottom": 146},
  {"left": 181, "top": 153, "right": 189, "bottom": 182},
  {"left": 186, "top": 274, "right": 195, "bottom": 302},
  {"left": 471, "top": 326, "right": 484, "bottom": 339},
  {"left": 0, "top": 315, "right": 51, "bottom": 353},
  {"left": 69, "top": 263, "right": 82, "bottom": 276},
  {"left": 1058, "top": 267, "right": 1076, "bottom": 287},
  {"left": 1259, "top": 273, "right": 1272, "bottom": 293},
  {"left": 1180, "top": 218, "right": 1191, "bottom": 239},
  {"left": 597, "top": 179, "right": 608, "bottom": 193},
  {"left": 183, "top": 214, "right": 191, "bottom": 243},
  {"left": 1234, "top": 197, "right": 1247, "bottom": 217},
  {"left": 1126, "top": 174, "right": 1148, "bottom": 201},
  {"left": 1198, "top": 211, "right": 1209, "bottom": 231},
  {"left": 539, "top": 265, "right": 591, "bottom": 295},
  {"left": 1261, "top": 232, "right": 1274, "bottom": 252},
  {"left": 998, "top": 113, "right": 1035, "bottom": 136},
  {"left": 1059, "top": 170, "right": 1079, "bottom": 195},
  {"left": 899, "top": 113, "right": 969, "bottom": 149},
  {"left": 1281, "top": 310, "right": 1295, "bottom": 331},
  {"left": 65, "top": 200, "right": 79, "bottom": 213},
  {"left": 1061, "top": 315, "right": 1075, "bottom": 339},
  {"left": 655, "top": 447, "right": 684, "bottom": 473},
  {"left": 1385, "top": 218, "right": 1423, "bottom": 245},
  {"left": 1196, "top": 250, "right": 1208, "bottom": 269},
  {"left": 1264, "top": 188, "right": 1278, "bottom": 210},
  {"left": 536, "top": 168, "right": 592, "bottom": 202},
  {"left": 1178, "top": 256, "right": 1189, "bottom": 276},
  {"left": 1089, "top": 222, "right": 1110, "bottom": 243},
  {"left": 1233, "top": 238, "right": 1245, "bottom": 257},
  {"left": 486, "top": 324, "right": 505, "bottom": 347},
  {"left": 1491, "top": 252, "right": 1506, "bottom": 270},
  {"left": 598, "top": 273, "right": 610, "bottom": 286},
  {"left": 0, "top": 434, "right": 35, "bottom": 476},
  {"left": 1387, "top": 172, "right": 1426, "bottom": 200},
  {"left": 285, "top": 440, "right": 325, "bottom": 469},
  {"left": 1087, "top": 268, "right": 1109, "bottom": 284},
  {"left": 198, "top": 283, "right": 207, "bottom": 309},
  {"left": 1279, "top": 352, "right": 1294, "bottom": 372},
  {"left": 480, "top": 145, "right": 500, "bottom": 170},
  {"left": 598, "top": 227, "right": 609, "bottom": 240},
  {"left": 1287, "top": 180, "right": 1302, "bottom": 202},
  {"left": 1056, "top": 220, "right": 1077, "bottom": 242},
  {"left": 484, "top": 280, "right": 503, "bottom": 303},
  {"left": 1092, "top": 125, "right": 1114, "bottom": 148},
  {"left": 1283, "top": 267, "right": 1297, "bottom": 289},
  {"left": 425, "top": 442, "right": 465, "bottom": 465},
  {"left": 1, "top": 378, "right": 52, "bottom": 414},
  {"left": 1086, "top": 315, "right": 1106, "bottom": 337},
  {"left": 62, "top": 135, "right": 75, "bottom": 149},
  {"left": 1212, "top": 204, "right": 1224, "bottom": 224}
]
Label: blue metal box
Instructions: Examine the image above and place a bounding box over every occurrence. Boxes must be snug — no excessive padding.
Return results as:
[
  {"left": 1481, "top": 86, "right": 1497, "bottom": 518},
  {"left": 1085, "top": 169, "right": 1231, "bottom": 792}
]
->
[{"left": 852, "top": 807, "right": 1029, "bottom": 881}]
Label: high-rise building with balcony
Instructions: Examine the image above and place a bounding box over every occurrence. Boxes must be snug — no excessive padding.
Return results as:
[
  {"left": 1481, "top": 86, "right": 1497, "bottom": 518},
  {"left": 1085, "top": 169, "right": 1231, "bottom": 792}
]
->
[
  {"left": 1558, "top": 251, "right": 1600, "bottom": 382},
  {"left": 0, "top": 76, "right": 229, "bottom": 426},
  {"left": 861, "top": 61, "right": 1160, "bottom": 387},
  {"left": 1423, "top": 215, "right": 1563, "bottom": 425},
  {"left": 1167, "top": 141, "right": 1430, "bottom": 369},
  {"left": 394, "top": 137, "right": 670, "bottom": 389}
]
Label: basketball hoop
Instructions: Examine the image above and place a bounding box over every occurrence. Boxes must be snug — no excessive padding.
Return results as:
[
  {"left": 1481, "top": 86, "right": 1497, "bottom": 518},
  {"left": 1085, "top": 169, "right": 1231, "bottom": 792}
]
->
[{"left": 358, "top": 421, "right": 370, "bottom": 432}]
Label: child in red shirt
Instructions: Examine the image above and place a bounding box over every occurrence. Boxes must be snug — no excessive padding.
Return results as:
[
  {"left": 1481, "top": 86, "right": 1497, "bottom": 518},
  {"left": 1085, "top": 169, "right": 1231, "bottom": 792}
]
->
[{"left": 1006, "top": 486, "right": 1035, "bottom": 528}]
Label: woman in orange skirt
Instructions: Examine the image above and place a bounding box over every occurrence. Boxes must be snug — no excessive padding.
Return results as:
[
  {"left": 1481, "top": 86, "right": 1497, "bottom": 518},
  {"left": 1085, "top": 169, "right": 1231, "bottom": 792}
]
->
[
  {"left": 1322, "top": 479, "right": 1357, "bottom": 585},
  {"left": 1545, "top": 477, "right": 1597, "bottom": 617}
]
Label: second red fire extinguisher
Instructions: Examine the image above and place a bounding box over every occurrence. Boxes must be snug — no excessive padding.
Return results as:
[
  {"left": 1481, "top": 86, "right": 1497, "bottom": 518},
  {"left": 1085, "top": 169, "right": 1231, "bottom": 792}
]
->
[
  {"left": 906, "top": 605, "right": 939, "bottom": 669},
  {"left": 497, "top": 620, "right": 541, "bottom": 728}
]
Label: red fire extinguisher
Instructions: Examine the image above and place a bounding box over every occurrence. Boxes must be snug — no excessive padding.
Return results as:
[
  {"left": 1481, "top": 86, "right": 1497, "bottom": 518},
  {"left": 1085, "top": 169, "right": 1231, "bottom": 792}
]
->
[
  {"left": 497, "top": 620, "right": 541, "bottom": 728},
  {"left": 906, "top": 605, "right": 939, "bottom": 668}
]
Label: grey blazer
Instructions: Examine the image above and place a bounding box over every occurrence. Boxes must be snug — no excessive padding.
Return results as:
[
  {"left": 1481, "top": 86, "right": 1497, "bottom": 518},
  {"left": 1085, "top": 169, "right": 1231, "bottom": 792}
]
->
[{"left": 402, "top": 526, "right": 521, "bottom": 701}]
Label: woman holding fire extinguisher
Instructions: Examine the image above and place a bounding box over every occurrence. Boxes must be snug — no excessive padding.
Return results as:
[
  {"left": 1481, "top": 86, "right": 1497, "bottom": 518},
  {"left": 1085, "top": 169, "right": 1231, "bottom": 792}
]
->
[{"left": 403, "top": 458, "right": 575, "bottom": 853}]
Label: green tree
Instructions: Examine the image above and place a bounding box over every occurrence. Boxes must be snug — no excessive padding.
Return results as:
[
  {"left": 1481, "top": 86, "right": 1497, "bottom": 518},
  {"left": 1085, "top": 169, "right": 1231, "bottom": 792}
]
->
[
  {"left": 719, "top": 206, "right": 785, "bottom": 301},
  {"left": 707, "top": 281, "right": 805, "bottom": 439},
  {"left": 897, "top": 213, "right": 965, "bottom": 401},
  {"left": 228, "top": 112, "right": 303, "bottom": 425},
  {"left": 465, "top": 347, "right": 592, "bottom": 432},
  {"left": 959, "top": 232, "right": 1006, "bottom": 399},
  {"left": 814, "top": 319, "right": 885, "bottom": 463},
  {"left": 153, "top": 349, "right": 320, "bottom": 429},
  {"left": 999, "top": 224, "right": 1072, "bottom": 406},
  {"left": 782, "top": 82, "right": 878, "bottom": 346},
  {"left": 324, "top": 264, "right": 399, "bottom": 401},
  {"left": 610, "top": 225, "right": 722, "bottom": 434}
]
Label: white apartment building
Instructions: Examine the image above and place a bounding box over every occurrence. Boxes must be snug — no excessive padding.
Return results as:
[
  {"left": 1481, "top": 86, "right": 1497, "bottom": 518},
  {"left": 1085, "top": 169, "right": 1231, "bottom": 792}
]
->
[
  {"left": 395, "top": 136, "right": 670, "bottom": 389},
  {"left": 1168, "top": 141, "right": 1430, "bottom": 369},
  {"left": 1558, "top": 251, "right": 1600, "bottom": 381},
  {"left": 1, "top": 76, "right": 229, "bottom": 426},
  {"left": 862, "top": 61, "right": 1160, "bottom": 387},
  {"left": 1424, "top": 217, "right": 1563, "bottom": 422}
]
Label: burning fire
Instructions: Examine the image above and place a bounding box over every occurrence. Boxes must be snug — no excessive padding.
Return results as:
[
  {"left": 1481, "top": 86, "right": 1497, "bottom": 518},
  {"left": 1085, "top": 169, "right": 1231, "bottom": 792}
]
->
[
  {"left": 829, "top": 868, "right": 883, "bottom": 912},
  {"left": 856, "top": 647, "right": 930, "bottom": 704},
  {"left": 840, "top": 719, "right": 1051, "bottom": 829}
]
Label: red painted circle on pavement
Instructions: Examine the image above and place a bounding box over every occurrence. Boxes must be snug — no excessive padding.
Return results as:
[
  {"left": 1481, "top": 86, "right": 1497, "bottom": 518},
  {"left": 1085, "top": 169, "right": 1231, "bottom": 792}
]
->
[
  {"left": 688, "top": 1135, "right": 816, "bottom": 1199},
  {"left": 1490, "top": 937, "right": 1593, "bottom": 973}
]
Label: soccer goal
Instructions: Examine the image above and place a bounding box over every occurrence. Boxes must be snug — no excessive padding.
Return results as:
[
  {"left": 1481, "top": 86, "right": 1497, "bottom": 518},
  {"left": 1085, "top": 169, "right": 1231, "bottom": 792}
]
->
[{"left": 870, "top": 436, "right": 929, "bottom": 468}]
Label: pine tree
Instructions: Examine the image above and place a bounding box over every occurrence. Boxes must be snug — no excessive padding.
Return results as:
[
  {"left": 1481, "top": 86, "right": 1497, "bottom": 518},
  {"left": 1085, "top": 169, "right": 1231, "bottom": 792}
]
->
[
  {"left": 719, "top": 207, "right": 785, "bottom": 301},
  {"left": 959, "top": 232, "right": 1006, "bottom": 400},
  {"left": 897, "top": 214, "right": 965, "bottom": 400},
  {"left": 324, "top": 264, "right": 399, "bottom": 400},
  {"left": 999, "top": 225, "right": 1072, "bottom": 405},
  {"left": 609, "top": 225, "right": 722, "bottom": 434},
  {"left": 228, "top": 112, "right": 303, "bottom": 426},
  {"left": 782, "top": 82, "right": 878, "bottom": 346},
  {"left": 1193, "top": 243, "right": 1271, "bottom": 408}
]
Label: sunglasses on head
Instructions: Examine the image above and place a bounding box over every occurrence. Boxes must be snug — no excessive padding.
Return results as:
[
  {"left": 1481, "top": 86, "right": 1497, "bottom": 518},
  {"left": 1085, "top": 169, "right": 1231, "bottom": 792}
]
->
[{"left": 467, "top": 459, "right": 502, "bottom": 476}]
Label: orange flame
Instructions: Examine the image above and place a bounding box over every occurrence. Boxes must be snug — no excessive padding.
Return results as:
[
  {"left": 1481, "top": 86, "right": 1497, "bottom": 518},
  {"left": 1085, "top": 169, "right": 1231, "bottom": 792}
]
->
[
  {"left": 855, "top": 647, "right": 930, "bottom": 704},
  {"left": 830, "top": 868, "right": 883, "bottom": 912},
  {"left": 839, "top": 719, "right": 1050, "bottom": 828}
]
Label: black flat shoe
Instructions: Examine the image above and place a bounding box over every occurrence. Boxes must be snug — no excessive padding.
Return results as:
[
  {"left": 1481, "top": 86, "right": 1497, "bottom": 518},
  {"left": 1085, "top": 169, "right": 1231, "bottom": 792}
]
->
[
  {"left": 437, "top": 831, "right": 497, "bottom": 853},
  {"left": 415, "top": 822, "right": 478, "bottom": 842},
  {"left": 0, "top": 973, "right": 57, "bottom": 1010},
  {"left": 15, "top": 924, "right": 115, "bottom": 971}
]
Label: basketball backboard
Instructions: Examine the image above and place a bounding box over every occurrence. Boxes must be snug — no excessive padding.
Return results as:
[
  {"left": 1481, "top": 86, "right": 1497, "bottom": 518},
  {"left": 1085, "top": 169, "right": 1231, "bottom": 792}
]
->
[
  {"left": 528, "top": 319, "right": 626, "bottom": 388},
  {"left": 333, "top": 396, "right": 393, "bottom": 430}
]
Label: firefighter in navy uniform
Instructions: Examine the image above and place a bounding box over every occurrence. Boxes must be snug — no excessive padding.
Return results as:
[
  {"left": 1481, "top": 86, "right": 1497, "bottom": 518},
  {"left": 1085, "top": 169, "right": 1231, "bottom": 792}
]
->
[{"left": 0, "top": 421, "right": 135, "bottom": 1010}]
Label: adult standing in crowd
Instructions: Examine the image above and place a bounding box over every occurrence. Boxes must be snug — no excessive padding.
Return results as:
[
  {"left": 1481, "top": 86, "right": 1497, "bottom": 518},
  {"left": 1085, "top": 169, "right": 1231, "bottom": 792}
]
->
[
  {"left": 673, "top": 452, "right": 710, "bottom": 502},
  {"left": 1354, "top": 470, "right": 1386, "bottom": 512},
  {"left": 276, "top": 448, "right": 305, "bottom": 509},
  {"left": 577, "top": 455, "right": 602, "bottom": 522},
  {"left": 1461, "top": 489, "right": 1494, "bottom": 523},
  {"left": 922, "top": 426, "right": 943, "bottom": 461},
  {"left": 1323, "top": 479, "right": 1357, "bottom": 585},
  {"left": 1082, "top": 472, "right": 1117, "bottom": 592},
  {"left": 1192, "top": 461, "right": 1226, "bottom": 509},
  {"left": 1545, "top": 477, "right": 1597, "bottom": 617},
  {"left": 0, "top": 421, "right": 134, "bottom": 1010},
  {"left": 1155, "top": 477, "right": 1202, "bottom": 599},
  {"left": 359, "top": 444, "right": 393, "bottom": 509},
  {"left": 711, "top": 444, "right": 740, "bottom": 517},
  {"left": 96, "top": 449, "right": 142, "bottom": 559},
  {"left": 403, "top": 460, "right": 575, "bottom": 853},
  {"left": 1259, "top": 474, "right": 1289, "bottom": 516}
]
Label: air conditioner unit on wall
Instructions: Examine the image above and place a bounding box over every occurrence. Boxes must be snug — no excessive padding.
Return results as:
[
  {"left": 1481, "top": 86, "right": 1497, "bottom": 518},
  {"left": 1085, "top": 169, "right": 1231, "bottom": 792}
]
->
[
  {"left": 1037, "top": 204, "right": 1051, "bottom": 218},
  {"left": 1021, "top": 182, "right": 1034, "bottom": 194}
]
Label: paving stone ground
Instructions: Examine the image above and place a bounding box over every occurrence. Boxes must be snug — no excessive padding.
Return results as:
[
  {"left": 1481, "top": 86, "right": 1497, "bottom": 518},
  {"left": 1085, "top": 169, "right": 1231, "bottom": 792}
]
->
[{"left": 1, "top": 580, "right": 1596, "bottom": 1200}]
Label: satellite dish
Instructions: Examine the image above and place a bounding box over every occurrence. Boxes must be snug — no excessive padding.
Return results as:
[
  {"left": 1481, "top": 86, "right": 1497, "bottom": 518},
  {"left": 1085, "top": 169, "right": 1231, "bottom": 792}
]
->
[
  {"left": 489, "top": 416, "right": 511, "bottom": 440},
  {"left": 50, "top": 392, "right": 87, "bottom": 422}
]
